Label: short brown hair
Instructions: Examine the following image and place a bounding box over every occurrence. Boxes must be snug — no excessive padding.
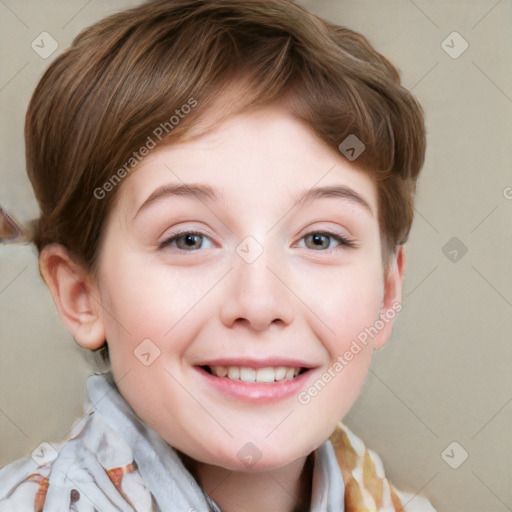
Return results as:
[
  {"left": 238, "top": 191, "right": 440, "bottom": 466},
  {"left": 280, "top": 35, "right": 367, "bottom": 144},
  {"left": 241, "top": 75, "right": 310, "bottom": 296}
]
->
[{"left": 25, "top": 0, "right": 425, "bottom": 365}]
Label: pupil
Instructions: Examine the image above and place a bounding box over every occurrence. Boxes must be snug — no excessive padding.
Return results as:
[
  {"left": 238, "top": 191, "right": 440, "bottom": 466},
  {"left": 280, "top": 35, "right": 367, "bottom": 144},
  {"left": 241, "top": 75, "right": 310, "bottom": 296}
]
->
[
  {"left": 312, "top": 234, "right": 326, "bottom": 247},
  {"left": 186, "top": 235, "right": 198, "bottom": 246}
]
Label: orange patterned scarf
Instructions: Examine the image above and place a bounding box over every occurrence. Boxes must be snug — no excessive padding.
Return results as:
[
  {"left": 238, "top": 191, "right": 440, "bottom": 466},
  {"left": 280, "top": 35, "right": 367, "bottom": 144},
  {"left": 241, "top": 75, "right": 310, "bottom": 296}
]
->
[{"left": 330, "top": 422, "right": 436, "bottom": 511}]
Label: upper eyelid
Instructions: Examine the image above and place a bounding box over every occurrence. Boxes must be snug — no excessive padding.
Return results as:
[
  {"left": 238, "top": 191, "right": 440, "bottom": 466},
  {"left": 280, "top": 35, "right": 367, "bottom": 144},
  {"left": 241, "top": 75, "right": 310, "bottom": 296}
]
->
[{"left": 162, "top": 228, "right": 346, "bottom": 240}]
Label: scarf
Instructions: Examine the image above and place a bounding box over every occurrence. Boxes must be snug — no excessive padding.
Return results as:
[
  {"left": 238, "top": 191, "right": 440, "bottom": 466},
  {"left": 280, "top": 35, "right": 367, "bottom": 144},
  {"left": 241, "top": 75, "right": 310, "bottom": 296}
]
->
[{"left": 0, "top": 374, "right": 435, "bottom": 512}]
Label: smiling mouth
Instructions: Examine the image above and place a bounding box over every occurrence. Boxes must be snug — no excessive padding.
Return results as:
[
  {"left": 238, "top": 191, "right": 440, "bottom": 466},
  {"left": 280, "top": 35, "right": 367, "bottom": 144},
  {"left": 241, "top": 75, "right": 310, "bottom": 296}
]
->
[{"left": 200, "top": 365, "right": 308, "bottom": 383}]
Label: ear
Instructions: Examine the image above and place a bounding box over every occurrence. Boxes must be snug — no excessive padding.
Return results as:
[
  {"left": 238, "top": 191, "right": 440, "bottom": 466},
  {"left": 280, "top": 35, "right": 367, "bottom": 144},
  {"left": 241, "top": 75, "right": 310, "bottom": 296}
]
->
[
  {"left": 373, "top": 246, "right": 406, "bottom": 350},
  {"left": 38, "top": 243, "right": 106, "bottom": 350}
]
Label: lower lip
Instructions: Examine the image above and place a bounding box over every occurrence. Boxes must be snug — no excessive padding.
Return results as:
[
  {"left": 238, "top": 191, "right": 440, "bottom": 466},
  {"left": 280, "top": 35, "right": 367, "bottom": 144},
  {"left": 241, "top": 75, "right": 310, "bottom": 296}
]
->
[{"left": 195, "top": 366, "right": 314, "bottom": 403}]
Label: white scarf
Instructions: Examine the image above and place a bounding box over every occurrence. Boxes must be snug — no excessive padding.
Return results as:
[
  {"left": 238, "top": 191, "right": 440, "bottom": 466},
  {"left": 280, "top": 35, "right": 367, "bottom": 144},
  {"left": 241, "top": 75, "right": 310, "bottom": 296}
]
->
[{"left": 0, "top": 374, "right": 435, "bottom": 511}]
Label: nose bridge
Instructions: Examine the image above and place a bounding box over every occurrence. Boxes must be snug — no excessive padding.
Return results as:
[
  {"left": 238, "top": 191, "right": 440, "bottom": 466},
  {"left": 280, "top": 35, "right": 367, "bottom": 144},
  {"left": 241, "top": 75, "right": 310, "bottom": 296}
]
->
[
  {"left": 220, "top": 237, "right": 294, "bottom": 330},
  {"left": 237, "top": 240, "right": 276, "bottom": 292}
]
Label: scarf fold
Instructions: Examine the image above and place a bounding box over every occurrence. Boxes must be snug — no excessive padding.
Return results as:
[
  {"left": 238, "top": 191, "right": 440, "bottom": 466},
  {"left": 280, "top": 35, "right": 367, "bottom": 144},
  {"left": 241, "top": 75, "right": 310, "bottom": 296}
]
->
[{"left": 0, "top": 374, "right": 435, "bottom": 512}]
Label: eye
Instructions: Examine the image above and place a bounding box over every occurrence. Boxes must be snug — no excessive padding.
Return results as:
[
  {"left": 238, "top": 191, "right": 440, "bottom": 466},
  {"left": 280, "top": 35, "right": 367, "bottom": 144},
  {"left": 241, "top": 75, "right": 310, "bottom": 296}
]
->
[
  {"left": 297, "top": 231, "right": 355, "bottom": 251},
  {"left": 159, "top": 231, "right": 214, "bottom": 251}
]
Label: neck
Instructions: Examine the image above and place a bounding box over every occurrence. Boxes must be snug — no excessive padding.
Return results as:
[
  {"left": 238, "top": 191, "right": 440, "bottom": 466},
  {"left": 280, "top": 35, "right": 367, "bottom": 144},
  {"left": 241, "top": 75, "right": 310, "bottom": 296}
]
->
[{"left": 178, "top": 451, "right": 315, "bottom": 512}]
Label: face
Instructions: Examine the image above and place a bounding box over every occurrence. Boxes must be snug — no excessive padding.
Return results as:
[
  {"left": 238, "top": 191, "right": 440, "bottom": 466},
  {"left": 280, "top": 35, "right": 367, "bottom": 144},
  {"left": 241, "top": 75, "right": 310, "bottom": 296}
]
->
[{"left": 92, "top": 108, "right": 399, "bottom": 472}]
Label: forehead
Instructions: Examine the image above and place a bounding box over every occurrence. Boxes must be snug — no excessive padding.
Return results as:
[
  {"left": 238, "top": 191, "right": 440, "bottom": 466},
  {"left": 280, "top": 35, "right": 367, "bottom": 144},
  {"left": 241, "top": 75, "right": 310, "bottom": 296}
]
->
[{"left": 117, "top": 108, "right": 377, "bottom": 215}]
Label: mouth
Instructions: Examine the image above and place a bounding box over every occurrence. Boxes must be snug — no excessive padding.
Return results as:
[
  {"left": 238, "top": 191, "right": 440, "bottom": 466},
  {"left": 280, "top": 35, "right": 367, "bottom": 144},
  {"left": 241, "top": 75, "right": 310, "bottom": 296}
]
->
[
  {"left": 195, "top": 358, "right": 317, "bottom": 402},
  {"left": 200, "top": 365, "right": 308, "bottom": 383}
]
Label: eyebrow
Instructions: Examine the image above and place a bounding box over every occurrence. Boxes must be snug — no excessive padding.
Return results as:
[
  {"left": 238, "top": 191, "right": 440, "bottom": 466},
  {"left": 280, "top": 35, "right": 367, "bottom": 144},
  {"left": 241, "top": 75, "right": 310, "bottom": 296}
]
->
[
  {"left": 133, "top": 183, "right": 222, "bottom": 220},
  {"left": 294, "top": 185, "right": 373, "bottom": 216},
  {"left": 133, "top": 183, "right": 373, "bottom": 220}
]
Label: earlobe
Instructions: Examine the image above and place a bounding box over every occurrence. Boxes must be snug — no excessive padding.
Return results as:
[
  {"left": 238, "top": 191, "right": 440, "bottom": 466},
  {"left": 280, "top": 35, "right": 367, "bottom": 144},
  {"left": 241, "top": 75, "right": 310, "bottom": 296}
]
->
[
  {"left": 373, "top": 246, "right": 406, "bottom": 350},
  {"left": 38, "top": 244, "right": 106, "bottom": 350}
]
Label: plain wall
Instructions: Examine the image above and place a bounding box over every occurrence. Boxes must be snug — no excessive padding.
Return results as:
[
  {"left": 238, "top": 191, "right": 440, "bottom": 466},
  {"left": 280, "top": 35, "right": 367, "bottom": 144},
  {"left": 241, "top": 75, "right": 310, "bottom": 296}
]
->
[{"left": 1, "top": 1, "right": 511, "bottom": 510}]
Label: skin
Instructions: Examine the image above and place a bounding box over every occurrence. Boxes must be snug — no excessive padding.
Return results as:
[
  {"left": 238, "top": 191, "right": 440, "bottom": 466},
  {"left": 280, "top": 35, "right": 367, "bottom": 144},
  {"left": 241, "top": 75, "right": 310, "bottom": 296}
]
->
[{"left": 40, "top": 108, "right": 404, "bottom": 512}]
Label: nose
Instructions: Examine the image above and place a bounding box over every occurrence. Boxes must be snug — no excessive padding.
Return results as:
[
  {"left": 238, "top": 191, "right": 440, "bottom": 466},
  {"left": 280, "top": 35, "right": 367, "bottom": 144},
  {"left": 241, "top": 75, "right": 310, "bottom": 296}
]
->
[{"left": 219, "top": 243, "right": 295, "bottom": 332}]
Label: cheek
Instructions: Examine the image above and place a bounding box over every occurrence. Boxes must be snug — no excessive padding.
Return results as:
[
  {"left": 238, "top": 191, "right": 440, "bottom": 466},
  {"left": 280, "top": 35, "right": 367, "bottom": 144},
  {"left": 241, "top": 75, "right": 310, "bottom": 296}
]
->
[
  {"left": 101, "top": 259, "right": 174, "bottom": 329},
  {"left": 96, "top": 261, "right": 169, "bottom": 373},
  {"left": 98, "top": 258, "right": 221, "bottom": 368},
  {"left": 301, "top": 262, "right": 383, "bottom": 350}
]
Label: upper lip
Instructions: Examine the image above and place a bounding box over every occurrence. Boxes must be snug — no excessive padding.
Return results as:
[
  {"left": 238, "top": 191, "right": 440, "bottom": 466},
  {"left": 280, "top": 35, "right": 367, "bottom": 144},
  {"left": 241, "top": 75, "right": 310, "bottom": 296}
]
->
[{"left": 196, "top": 358, "right": 317, "bottom": 369}]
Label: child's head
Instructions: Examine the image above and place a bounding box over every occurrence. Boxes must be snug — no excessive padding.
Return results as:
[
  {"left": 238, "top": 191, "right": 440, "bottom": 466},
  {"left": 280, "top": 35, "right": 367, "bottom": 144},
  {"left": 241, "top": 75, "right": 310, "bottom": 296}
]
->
[{"left": 27, "top": 0, "right": 425, "bottom": 473}]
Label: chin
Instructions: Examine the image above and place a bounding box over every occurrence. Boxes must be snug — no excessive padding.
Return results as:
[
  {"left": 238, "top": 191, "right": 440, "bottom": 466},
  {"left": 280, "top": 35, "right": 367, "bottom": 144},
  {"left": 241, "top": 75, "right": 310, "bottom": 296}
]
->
[{"left": 227, "top": 442, "right": 311, "bottom": 473}]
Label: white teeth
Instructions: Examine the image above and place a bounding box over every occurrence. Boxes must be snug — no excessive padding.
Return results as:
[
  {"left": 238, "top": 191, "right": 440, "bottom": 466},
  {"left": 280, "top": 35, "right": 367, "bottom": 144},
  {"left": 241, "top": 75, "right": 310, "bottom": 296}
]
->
[
  {"left": 285, "top": 368, "right": 295, "bottom": 380},
  {"left": 227, "top": 367, "right": 239, "bottom": 380},
  {"left": 239, "top": 367, "right": 256, "bottom": 382},
  {"left": 210, "top": 365, "right": 302, "bottom": 383},
  {"left": 215, "top": 366, "right": 228, "bottom": 377},
  {"left": 256, "top": 367, "right": 275, "bottom": 383},
  {"left": 275, "top": 367, "right": 286, "bottom": 380}
]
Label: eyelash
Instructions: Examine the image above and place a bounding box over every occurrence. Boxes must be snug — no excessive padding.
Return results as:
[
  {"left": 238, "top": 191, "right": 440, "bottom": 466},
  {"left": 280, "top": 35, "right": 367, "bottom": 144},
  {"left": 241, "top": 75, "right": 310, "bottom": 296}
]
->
[
  {"left": 297, "top": 231, "right": 357, "bottom": 250},
  {"left": 159, "top": 230, "right": 357, "bottom": 252}
]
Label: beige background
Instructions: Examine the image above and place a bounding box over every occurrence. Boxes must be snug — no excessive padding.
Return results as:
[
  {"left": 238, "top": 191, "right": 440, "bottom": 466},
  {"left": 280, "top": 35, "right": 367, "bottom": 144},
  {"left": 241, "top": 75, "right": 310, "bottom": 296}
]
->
[{"left": 1, "top": 1, "right": 511, "bottom": 510}]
